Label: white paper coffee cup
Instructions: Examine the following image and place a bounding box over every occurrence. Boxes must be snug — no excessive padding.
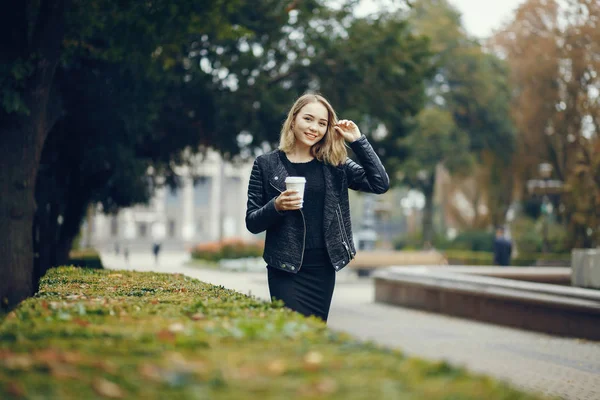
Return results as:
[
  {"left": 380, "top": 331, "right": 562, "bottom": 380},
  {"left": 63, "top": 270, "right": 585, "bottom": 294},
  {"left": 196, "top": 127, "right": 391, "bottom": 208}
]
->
[{"left": 285, "top": 176, "right": 306, "bottom": 205}]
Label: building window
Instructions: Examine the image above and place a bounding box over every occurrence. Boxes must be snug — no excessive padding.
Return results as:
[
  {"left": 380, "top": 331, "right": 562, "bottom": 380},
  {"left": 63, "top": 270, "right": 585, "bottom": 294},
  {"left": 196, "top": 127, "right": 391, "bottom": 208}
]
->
[
  {"left": 137, "top": 222, "right": 148, "bottom": 238},
  {"left": 168, "top": 219, "right": 176, "bottom": 238},
  {"left": 193, "top": 177, "right": 212, "bottom": 206}
]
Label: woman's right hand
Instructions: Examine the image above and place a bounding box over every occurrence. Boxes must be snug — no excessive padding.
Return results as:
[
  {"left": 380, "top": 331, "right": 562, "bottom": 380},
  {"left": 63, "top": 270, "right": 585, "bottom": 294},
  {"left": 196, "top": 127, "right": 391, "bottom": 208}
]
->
[{"left": 275, "top": 189, "right": 303, "bottom": 211}]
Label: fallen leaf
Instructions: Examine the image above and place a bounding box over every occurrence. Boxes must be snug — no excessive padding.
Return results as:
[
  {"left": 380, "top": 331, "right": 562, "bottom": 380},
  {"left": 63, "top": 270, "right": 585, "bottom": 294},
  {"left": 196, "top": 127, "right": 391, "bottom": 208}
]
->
[
  {"left": 92, "top": 378, "right": 124, "bottom": 399},
  {"left": 267, "top": 359, "right": 287, "bottom": 376},
  {"left": 6, "top": 382, "right": 26, "bottom": 397},
  {"left": 60, "top": 351, "right": 83, "bottom": 365},
  {"left": 316, "top": 378, "right": 338, "bottom": 394},
  {"left": 190, "top": 313, "right": 205, "bottom": 321},
  {"left": 91, "top": 360, "right": 118, "bottom": 374},
  {"left": 0, "top": 349, "right": 14, "bottom": 359},
  {"left": 50, "top": 364, "right": 80, "bottom": 380},
  {"left": 73, "top": 318, "right": 90, "bottom": 327},
  {"left": 34, "top": 349, "right": 61, "bottom": 364},
  {"left": 138, "top": 363, "right": 163, "bottom": 382},
  {"left": 168, "top": 322, "right": 185, "bottom": 333},
  {"left": 303, "top": 351, "right": 323, "bottom": 371},
  {"left": 3, "top": 354, "right": 34, "bottom": 370},
  {"left": 157, "top": 329, "right": 175, "bottom": 342}
]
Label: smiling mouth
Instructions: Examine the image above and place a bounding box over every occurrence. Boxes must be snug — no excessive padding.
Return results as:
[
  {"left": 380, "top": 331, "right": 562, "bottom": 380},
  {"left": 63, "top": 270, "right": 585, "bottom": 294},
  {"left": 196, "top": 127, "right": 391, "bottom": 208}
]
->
[{"left": 305, "top": 132, "right": 317, "bottom": 140}]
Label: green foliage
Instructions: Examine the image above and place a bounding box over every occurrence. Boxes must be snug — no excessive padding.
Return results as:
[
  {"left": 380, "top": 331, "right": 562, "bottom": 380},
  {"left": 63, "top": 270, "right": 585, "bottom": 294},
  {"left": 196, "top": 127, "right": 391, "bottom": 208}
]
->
[
  {"left": 451, "top": 230, "right": 495, "bottom": 252},
  {"left": 511, "top": 217, "right": 570, "bottom": 255},
  {"left": 394, "top": 229, "right": 494, "bottom": 252},
  {"left": 444, "top": 250, "right": 494, "bottom": 265},
  {"left": 396, "top": 0, "right": 516, "bottom": 237},
  {"left": 393, "top": 232, "right": 451, "bottom": 250},
  {"left": 400, "top": 108, "right": 473, "bottom": 188},
  {"left": 191, "top": 239, "right": 264, "bottom": 262},
  {"left": 0, "top": 267, "right": 547, "bottom": 399},
  {"left": 443, "top": 250, "right": 570, "bottom": 266},
  {"left": 0, "top": 59, "right": 34, "bottom": 115},
  {"left": 67, "top": 250, "right": 104, "bottom": 270}
]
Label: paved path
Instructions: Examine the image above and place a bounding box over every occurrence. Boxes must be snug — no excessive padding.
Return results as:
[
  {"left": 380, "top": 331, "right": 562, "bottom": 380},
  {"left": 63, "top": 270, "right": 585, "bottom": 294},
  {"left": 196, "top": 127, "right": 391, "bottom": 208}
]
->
[{"left": 101, "top": 251, "right": 600, "bottom": 400}]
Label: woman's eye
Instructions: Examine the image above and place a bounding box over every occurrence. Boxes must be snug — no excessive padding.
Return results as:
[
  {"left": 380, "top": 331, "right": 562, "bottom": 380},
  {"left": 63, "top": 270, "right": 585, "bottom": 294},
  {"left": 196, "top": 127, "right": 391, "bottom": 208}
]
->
[{"left": 320, "top": 123, "right": 326, "bottom": 127}]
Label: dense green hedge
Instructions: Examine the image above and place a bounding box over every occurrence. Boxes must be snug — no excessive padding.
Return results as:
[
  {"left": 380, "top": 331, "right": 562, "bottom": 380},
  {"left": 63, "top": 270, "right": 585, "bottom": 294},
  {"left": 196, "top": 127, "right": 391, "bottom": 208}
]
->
[
  {"left": 0, "top": 267, "right": 550, "bottom": 399},
  {"left": 444, "top": 250, "right": 571, "bottom": 266},
  {"left": 191, "top": 239, "right": 263, "bottom": 262},
  {"left": 67, "top": 249, "right": 104, "bottom": 269}
]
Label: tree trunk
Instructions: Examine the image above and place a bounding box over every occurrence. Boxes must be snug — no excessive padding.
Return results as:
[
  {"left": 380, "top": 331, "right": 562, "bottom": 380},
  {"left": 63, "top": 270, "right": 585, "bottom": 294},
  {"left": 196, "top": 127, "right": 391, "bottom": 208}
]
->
[
  {"left": 0, "top": 126, "right": 46, "bottom": 310},
  {"left": 0, "top": 0, "right": 65, "bottom": 310}
]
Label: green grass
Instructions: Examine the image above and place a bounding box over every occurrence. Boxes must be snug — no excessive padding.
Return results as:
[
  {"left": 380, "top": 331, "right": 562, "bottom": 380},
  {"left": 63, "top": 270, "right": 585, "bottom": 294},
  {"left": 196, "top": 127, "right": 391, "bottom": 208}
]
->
[{"left": 0, "top": 267, "right": 554, "bottom": 399}]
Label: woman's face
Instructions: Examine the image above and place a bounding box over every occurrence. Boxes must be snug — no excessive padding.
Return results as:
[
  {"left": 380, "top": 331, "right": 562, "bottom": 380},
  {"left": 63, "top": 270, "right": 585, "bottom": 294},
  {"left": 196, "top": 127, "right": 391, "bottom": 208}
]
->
[{"left": 292, "top": 101, "right": 329, "bottom": 149}]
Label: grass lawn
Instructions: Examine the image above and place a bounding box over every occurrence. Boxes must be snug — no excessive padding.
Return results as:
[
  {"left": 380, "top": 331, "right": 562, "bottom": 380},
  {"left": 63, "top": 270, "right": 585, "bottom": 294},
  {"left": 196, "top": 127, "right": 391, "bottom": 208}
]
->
[{"left": 0, "top": 267, "right": 553, "bottom": 399}]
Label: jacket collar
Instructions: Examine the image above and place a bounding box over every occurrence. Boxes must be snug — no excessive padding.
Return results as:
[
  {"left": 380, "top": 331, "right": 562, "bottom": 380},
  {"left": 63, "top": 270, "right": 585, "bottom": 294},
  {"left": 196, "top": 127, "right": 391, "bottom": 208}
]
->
[{"left": 268, "top": 150, "right": 289, "bottom": 193}]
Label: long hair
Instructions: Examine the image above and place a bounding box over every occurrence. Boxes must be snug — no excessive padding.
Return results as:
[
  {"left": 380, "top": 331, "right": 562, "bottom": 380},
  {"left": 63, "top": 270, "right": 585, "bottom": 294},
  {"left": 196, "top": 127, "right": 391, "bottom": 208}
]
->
[{"left": 279, "top": 93, "right": 348, "bottom": 166}]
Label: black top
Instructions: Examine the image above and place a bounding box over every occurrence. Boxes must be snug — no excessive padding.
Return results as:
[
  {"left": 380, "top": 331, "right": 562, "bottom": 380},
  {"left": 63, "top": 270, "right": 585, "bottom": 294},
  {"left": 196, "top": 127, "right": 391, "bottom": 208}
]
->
[{"left": 279, "top": 151, "right": 327, "bottom": 260}]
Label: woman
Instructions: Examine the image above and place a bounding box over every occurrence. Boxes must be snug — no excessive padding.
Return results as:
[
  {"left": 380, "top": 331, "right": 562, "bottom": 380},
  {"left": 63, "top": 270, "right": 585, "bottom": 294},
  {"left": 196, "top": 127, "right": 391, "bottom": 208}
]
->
[{"left": 245, "top": 93, "right": 389, "bottom": 322}]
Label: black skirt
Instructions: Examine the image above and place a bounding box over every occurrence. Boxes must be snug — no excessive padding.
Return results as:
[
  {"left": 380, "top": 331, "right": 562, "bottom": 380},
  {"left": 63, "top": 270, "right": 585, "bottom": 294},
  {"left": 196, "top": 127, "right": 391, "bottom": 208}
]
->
[{"left": 267, "top": 248, "right": 336, "bottom": 322}]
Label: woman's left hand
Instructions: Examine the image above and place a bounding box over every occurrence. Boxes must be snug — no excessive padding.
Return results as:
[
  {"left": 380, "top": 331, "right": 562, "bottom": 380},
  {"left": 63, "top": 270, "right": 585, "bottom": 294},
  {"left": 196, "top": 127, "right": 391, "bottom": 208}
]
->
[{"left": 334, "top": 120, "right": 362, "bottom": 143}]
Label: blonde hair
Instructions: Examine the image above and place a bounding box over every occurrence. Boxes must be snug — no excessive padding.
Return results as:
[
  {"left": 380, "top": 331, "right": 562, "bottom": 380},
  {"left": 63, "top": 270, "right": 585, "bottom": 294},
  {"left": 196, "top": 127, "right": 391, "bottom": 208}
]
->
[{"left": 279, "top": 93, "right": 348, "bottom": 166}]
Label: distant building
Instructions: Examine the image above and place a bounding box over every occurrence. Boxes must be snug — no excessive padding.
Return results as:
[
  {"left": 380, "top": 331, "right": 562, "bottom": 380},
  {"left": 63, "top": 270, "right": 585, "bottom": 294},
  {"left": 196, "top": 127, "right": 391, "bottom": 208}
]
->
[{"left": 89, "top": 149, "right": 255, "bottom": 251}]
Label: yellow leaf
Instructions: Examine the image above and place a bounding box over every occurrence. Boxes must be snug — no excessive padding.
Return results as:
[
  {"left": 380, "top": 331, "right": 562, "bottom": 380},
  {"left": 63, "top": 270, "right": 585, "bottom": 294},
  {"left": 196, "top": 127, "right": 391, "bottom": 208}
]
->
[{"left": 92, "top": 378, "right": 124, "bottom": 399}]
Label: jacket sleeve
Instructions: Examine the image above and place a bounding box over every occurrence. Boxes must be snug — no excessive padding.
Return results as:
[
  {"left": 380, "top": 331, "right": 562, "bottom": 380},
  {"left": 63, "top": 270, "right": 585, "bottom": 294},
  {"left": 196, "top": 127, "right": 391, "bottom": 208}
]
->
[
  {"left": 344, "top": 135, "right": 390, "bottom": 194},
  {"left": 245, "top": 157, "right": 285, "bottom": 234}
]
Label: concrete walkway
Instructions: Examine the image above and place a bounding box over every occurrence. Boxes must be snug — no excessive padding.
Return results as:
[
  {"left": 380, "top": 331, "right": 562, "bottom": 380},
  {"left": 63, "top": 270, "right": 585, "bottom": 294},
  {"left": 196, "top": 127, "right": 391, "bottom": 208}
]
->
[{"left": 100, "top": 251, "right": 600, "bottom": 400}]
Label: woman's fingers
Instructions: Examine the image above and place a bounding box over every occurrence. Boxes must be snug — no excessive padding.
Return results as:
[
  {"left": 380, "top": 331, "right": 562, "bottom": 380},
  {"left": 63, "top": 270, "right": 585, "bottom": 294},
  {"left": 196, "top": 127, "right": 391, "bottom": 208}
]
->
[{"left": 278, "top": 190, "right": 303, "bottom": 210}]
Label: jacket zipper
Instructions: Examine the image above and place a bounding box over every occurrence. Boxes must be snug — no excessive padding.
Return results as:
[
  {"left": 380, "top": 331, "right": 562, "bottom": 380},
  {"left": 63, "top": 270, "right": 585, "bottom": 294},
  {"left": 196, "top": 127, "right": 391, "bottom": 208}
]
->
[
  {"left": 270, "top": 181, "right": 305, "bottom": 271},
  {"left": 336, "top": 205, "right": 354, "bottom": 261}
]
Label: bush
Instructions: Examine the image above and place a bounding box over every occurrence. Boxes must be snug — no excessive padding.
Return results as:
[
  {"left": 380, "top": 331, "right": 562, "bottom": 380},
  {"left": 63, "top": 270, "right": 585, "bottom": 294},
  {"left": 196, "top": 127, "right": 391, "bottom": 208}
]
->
[
  {"left": 444, "top": 250, "right": 494, "bottom": 265},
  {"left": 450, "top": 230, "right": 495, "bottom": 252},
  {"left": 511, "top": 217, "right": 571, "bottom": 255},
  {"left": 394, "top": 230, "right": 494, "bottom": 253},
  {"left": 443, "top": 250, "right": 571, "bottom": 267},
  {"left": 68, "top": 249, "right": 104, "bottom": 269},
  {"left": 191, "top": 238, "right": 264, "bottom": 262},
  {"left": 393, "top": 232, "right": 452, "bottom": 251},
  {"left": 0, "top": 267, "right": 547, "bottom": 399}
]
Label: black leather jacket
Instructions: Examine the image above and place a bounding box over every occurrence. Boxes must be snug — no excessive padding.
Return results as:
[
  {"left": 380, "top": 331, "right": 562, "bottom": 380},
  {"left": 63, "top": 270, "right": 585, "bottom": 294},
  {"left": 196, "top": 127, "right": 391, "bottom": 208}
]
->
[{"left": 245, "top": 135, "right": 389, "bottom": 273}]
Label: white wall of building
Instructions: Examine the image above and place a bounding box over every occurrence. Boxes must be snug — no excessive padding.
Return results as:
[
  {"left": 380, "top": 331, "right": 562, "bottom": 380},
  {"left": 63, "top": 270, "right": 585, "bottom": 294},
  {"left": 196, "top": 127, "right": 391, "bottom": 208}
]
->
[{"left": 90, "top": 149, "right": 255, "bottom": 251}]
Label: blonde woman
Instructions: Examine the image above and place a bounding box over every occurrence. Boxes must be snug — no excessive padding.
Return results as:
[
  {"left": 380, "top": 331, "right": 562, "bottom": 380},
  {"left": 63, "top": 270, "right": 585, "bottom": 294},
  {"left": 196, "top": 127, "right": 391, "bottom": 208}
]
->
[{"left": 245, "top": 93, "right": 389, "bottom": 322}]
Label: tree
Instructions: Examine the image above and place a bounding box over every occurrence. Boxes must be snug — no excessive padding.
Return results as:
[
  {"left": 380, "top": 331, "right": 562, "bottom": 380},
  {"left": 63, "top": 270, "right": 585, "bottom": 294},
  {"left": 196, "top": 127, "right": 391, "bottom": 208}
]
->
[
  {"left": 30, "top": 0, "right": 343, "bottom": 290},
  {"left": 390, "top": 0, "right": 515, "bottom": 244},
  {"left": 491, "top": 0, "right": 600, "bottom": 247},
  {"left": 399, "top": 108, "right": 472, "bottom": 244}
]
